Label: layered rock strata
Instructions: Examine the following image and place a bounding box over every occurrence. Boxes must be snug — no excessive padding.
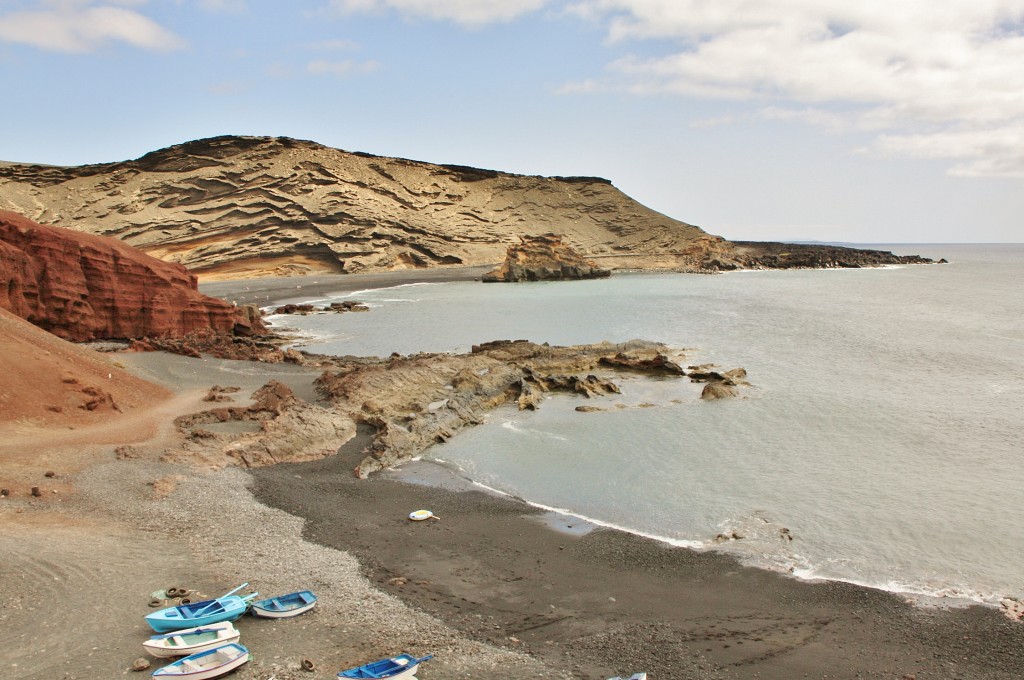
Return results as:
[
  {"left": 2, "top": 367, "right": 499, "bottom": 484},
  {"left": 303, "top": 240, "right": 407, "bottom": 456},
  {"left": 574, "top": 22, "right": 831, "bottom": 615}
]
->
[
  {"left": 0, "top": 136, "right": 938, "bottom": 277},
  {"left": 0, "top": 210, "right": 265, "bottom": 341},
  {"left": 482, "top": 233, "right": 611, "bottom": 282},
  {"left": 0, "top": 136, "right": 715, "bottom": 278}
]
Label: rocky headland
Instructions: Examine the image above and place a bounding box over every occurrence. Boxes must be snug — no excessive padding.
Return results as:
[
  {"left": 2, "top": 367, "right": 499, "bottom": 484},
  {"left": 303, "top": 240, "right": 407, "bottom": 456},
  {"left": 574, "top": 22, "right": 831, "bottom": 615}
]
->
[
  {"left": 0, "top": 136, "right": 936, "bottom": 280},
  {"left": 0, "top": 210, "right": 264, "bottom": 341},
  {"left": 165, "top": 338, "right": 746, "bottom": 478}
]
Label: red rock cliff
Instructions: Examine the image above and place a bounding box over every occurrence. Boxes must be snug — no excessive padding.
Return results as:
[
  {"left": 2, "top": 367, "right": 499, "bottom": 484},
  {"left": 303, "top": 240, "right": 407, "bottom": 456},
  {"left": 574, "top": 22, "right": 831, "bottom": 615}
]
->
[{"left": 0, "top": 210, "right": 265, "bottom": 341}]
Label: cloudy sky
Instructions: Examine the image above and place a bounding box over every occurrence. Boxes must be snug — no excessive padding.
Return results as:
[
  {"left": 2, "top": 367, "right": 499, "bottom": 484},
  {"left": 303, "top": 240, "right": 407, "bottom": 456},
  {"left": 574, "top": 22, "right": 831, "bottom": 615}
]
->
[{"left": 1, "top": 0, "right": 1022, "bottom": 242}]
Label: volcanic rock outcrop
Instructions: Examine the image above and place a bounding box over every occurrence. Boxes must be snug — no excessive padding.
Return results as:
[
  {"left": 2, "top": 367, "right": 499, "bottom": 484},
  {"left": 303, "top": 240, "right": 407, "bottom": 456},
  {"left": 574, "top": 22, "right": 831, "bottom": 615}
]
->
[
  {"left": 166, "top": 339, "right": 751, "bottom": 475},
  {"left": 482, "top": 233, "right": 611, "bottom": 282},
  {"left": 724, "top": 242, "right": 935, "bottom": 269},
  {"left": 0, "top": 210, "right": 265, "bottom": 341}
]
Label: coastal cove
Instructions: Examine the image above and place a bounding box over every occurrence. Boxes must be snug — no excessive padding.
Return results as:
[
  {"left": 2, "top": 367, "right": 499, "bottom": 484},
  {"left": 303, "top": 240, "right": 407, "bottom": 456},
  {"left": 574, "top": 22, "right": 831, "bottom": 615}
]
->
[
  {"left": 201, "top": 243, "right": 1020, "bottom": 678},
  {"left": 238, "top": 244, "right": 1024, "bottom": 607},
  {"left": 1, "top": 247, "right": 1018, "bottom": 680}
]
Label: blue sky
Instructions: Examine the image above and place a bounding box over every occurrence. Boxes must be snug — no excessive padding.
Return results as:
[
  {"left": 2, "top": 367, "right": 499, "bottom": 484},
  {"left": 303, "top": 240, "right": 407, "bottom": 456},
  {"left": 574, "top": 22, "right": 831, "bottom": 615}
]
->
[{"left": 1, "top": 0, "right": 1022, "bottom": 243}]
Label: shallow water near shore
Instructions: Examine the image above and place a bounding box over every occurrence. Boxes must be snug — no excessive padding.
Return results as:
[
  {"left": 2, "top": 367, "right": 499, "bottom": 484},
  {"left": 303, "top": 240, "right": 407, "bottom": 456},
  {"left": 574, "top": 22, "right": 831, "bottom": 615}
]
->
[{"left": 270, "top": 244, "right": 1024, "bottom": 606}]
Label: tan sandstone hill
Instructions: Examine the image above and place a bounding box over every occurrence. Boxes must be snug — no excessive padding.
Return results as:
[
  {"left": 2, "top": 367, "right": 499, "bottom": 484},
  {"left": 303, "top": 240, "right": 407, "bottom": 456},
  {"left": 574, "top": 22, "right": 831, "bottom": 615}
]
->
[
  {"left": 0, "top": 136, "right": 935, "bottom": 278},
  {"left": 0, "top": 136, "right": 725, "bottom": 279}
]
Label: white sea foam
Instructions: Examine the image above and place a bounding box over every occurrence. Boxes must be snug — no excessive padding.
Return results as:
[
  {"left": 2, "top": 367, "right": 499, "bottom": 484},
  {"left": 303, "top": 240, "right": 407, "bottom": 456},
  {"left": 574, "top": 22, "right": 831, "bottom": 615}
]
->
[{"left": 499, "top": 420, "right": 567, "bottom": 441}]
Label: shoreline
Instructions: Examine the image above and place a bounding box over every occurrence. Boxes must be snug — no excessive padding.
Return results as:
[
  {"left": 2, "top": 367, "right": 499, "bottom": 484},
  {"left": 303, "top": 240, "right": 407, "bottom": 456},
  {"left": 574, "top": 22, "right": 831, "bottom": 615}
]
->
[
  {"left": 214, "top": 269, "right": 1024, "bottom": 677},
  {"left": 206, "top": 267, "right": 1024, "bottom": 614},
  {"left": 251, "top": 444, "right": 1024, "bottom": 680},
  {"left": 198, "top": 265, "right": 493, "bottom": 308}
]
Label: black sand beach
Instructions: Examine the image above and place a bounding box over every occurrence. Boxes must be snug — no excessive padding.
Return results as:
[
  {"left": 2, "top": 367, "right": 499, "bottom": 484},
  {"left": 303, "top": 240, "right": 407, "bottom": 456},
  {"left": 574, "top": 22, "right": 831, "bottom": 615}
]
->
[{"left": 251, "top": 433, "right": 1024, "bottom": 679}]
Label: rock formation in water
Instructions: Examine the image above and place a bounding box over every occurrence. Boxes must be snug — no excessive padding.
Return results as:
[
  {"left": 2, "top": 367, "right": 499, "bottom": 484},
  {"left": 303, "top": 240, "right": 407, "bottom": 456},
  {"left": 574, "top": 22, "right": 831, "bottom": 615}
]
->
[
  {"left": 482, "top": 233, "right": 611, "bottom": 282},
  {"left": 165, "top": 338, "right": 749, "bottom": 476},
  {"left": 0, "top": 135, "right": 935, "bottom": 279},
  {"left": 0, "top": 210, "right": 265, "bottom": 341}
]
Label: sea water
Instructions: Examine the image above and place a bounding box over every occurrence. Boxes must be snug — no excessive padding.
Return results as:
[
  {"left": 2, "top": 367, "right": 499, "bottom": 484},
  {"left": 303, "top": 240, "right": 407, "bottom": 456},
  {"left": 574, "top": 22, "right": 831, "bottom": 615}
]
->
[{"left": 268, "top": 245, "right": 1024, "bottom": 605}]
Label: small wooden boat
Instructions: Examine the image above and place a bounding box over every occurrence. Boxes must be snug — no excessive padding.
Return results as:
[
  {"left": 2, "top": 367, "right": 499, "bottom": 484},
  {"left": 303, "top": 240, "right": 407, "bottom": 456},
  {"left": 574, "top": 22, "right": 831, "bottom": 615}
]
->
[
  {"left": 145, "top": 583, "right": 258, "bottom": 633},
  {"left": 250, "top": 590, "right": 318, "bottom": 618},
  {"left": 337, "top": 653, "right": 432, "bottom": 679},
  {"left": 152, "top": 642, "right": 249, "bottom": 678},
  {"left": 142, "top": 621, "right": 240, "bottom": 658}
]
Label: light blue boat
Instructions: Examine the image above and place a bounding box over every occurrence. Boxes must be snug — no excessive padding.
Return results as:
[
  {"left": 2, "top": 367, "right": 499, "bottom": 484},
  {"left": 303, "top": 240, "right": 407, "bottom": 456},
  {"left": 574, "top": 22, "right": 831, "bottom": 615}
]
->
[
  {"left": 250, "top": 590, "right": 318, "bottom": 618},
  {"left": 338, "top": 653, "right": 432, "bottom": 679},
  {"left": 145, "top": 583, "right": 258, "bottom": 633}
]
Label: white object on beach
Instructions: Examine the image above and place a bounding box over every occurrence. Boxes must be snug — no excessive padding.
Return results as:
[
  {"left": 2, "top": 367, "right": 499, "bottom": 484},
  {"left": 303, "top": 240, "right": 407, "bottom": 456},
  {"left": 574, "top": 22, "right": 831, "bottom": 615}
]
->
[
  {"left": 608, "top": 674, "right": 647, "bottom": 680},
  {"left": 143, "top": 621, "right": 240, "bottom": 658},
  {"left": 408, "top": 509, "right": 438, "bottom": 521}
]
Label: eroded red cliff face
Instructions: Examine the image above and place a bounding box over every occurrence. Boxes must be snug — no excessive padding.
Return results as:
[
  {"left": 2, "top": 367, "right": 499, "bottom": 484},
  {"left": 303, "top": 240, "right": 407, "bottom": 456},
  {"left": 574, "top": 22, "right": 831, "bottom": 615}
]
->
[{"left": 0, "top": 210, "right": 265, "bottom": 341}]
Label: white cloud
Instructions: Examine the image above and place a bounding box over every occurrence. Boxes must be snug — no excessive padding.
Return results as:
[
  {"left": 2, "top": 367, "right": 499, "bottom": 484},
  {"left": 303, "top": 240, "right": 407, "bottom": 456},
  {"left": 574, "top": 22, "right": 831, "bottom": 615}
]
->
[
  {"left": 322, "top": 0, "right": 548, "bottom": 26},
  {"left": 564, "top": 0, "right": 1024, "bottom": 177},
  {"left": 873, "top": 124, "right": 1024, "bottom": 177},
  {"left": 307, "top": 58, "right": 381, "bottom": 76},
  {"left": 0, "top": 3, "right": 184, "bottom": 52}
]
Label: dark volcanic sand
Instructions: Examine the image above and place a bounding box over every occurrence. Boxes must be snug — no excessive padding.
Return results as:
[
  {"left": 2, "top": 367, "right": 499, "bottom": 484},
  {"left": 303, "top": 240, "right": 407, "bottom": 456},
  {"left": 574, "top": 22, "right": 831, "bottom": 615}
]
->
[
  {"left": 251, "top": 433, "right": 1024, "bottom": 680},
  {"left": 199, "top": 266, "right": 492, "bottom": 308}
]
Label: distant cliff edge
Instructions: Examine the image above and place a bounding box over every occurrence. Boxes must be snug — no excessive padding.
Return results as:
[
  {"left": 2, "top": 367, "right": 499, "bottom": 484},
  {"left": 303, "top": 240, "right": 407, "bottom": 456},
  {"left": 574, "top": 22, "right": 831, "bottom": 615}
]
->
[{"left": 0, "top": 136, "right": 935, "bottom": 279}]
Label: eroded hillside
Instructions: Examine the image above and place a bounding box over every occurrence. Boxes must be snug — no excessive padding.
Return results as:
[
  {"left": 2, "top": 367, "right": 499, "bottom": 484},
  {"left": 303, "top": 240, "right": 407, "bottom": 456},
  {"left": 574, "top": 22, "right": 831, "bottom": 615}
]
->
[{"left": 0, "top": 136, "right": 721, "bottom": 279}]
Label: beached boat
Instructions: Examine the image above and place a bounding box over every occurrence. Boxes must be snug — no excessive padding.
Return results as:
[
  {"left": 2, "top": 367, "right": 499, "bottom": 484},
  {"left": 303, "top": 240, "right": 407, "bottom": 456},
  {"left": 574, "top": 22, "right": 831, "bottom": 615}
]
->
[
  {"left": 247, "top": 589, "right": 315, "bottom": 622},
  {"left": 249, "top": 590, "right": 318, "bottom": 618},
  {"left": 337, "top": 653, "right": 432, "bottom": 679},
  {"left": 152, "top": 642, "right": 250, "bottom": 678},
  {"left": 145, "top": 584, "right": 258, "bottom": 633},
  {"left": 142, "top": 621, "right": 240, "bottom": 658}
]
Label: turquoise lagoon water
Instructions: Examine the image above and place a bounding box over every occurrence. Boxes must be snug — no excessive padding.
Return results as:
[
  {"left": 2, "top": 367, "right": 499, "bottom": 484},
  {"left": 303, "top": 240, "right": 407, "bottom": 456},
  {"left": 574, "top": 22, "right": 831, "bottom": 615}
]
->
[{"left": 267, "top": 245, "right": 1024, "bottom": 605}]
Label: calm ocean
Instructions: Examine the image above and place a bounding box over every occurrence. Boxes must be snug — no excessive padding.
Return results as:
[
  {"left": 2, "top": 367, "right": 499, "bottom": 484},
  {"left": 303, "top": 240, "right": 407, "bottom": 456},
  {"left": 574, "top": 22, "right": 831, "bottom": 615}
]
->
[{"left": 269, "top": 244, "right": 1024, "bottom": 606}]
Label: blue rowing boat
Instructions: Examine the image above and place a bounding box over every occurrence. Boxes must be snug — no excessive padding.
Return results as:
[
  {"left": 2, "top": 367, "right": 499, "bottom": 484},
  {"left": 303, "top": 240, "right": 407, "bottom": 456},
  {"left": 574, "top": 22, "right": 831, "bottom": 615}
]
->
[
  {"left": 250, "top": 590, "right": 318, "bottom": 618},
  {"left": 337, "top": 653, "right": 432, "bottom": 679},
  {"left": 145, "top": 583, "right": 258, "bottom": 633},
  {"left": 151, "top": 642, "right": 250, "bottom": 678}
]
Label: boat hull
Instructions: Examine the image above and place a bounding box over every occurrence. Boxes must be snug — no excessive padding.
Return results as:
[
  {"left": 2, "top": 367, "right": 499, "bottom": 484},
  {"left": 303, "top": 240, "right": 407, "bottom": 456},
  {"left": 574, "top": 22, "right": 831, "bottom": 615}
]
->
[
  {"left": 152, "top": 643, "right": 249, "bottom": 679},
  {"left": 145, "top": 595, "right": 253, "bottom": 633},
  {"left": 338, "top": 653, "right": 430, "bottom": 679},
  {"left": 250, "top": 590, "right": 318, "bottom": 619},
  {"left": 250, "top": 601, "right": 316, "bottom": 618},
  {"left": 143, "top": 622, "right": 240, "bottom": 658}
]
